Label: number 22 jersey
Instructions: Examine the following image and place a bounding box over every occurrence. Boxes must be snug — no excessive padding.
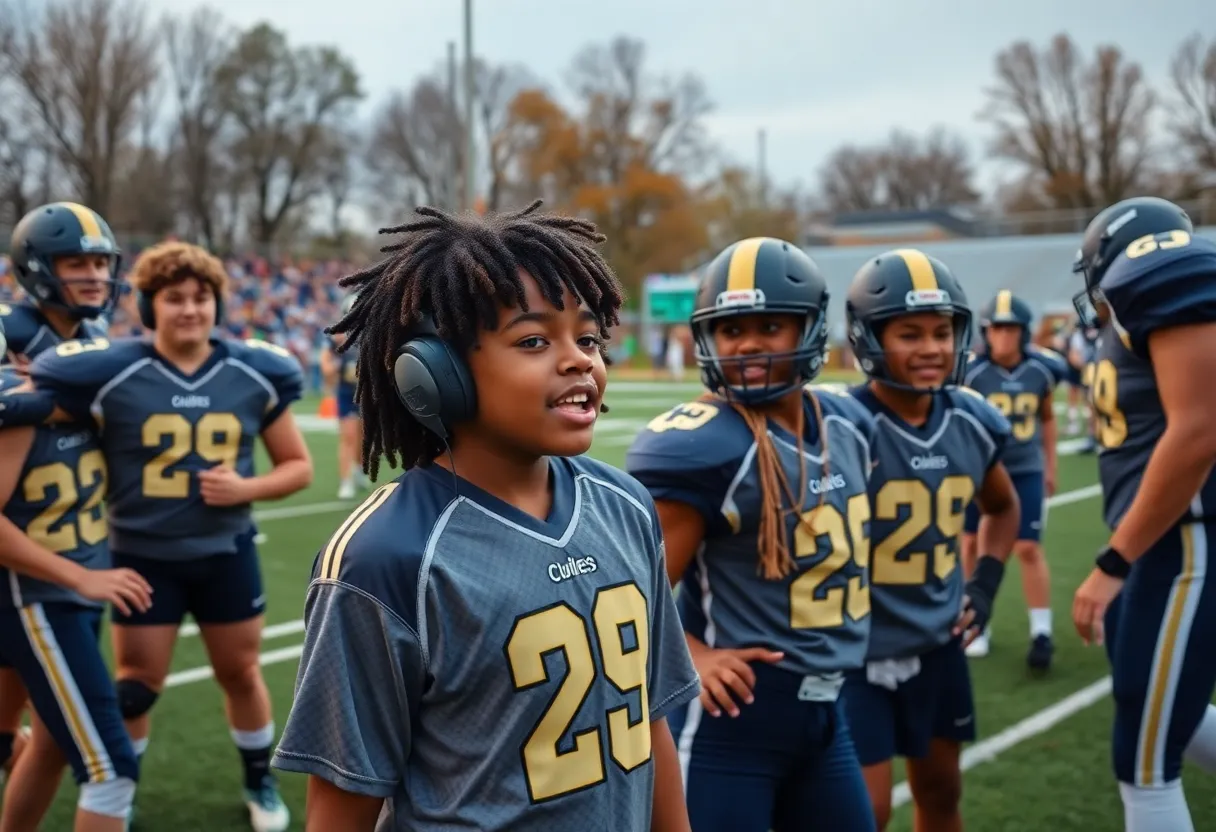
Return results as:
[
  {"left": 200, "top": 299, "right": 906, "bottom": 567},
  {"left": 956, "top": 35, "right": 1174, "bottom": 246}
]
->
[{"left": 30, "top": 336, "right": 303, "bottom": 560}]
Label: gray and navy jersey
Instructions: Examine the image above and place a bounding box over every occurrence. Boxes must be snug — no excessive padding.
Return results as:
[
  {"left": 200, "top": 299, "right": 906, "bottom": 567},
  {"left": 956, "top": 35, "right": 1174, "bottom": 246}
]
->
[
  {"left": 851, "top": 385, "right": 1011, "bottom": 660},
  {"left": 30, "top": 336, "right": 303, "bottom": 560},
  {"left": 1093, "top": 233, "right": 1216, "bottom": 529},
  {"left": 626, "top": 388, "right": 876, "bottom": 677},
  {"left": 272, "top": 455, "right": 699, "bottom": 832},
  {"left": 963, "top": 347, "right": 1066, "bottom": 475},
  {"left": 0, "top": 300, "right": 107, "bottom": 362},
  {"left": 1, "top": 421, "right": 108, "bottom": 609}
]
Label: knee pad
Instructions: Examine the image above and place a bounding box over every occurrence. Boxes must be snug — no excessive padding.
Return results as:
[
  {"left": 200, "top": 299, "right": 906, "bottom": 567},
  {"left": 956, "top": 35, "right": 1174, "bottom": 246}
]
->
[
  {"left": 116, "top": 679, "right": 159, "bottom": 720},
  {"left": 78, "top": 776, "right": 136, "bottom": 818}
]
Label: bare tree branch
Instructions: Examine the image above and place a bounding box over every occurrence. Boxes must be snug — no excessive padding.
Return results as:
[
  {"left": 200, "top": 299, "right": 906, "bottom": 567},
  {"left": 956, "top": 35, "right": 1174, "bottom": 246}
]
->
[
  {"left": 214, "top": 22, "right": 363, "bottom": 245},
  {"left": 1169, "top": 34, "right": 1216, "bottom": 177},
  {"left": 980, "top": 33, "right": 1155, "bottom": 209},
  {"left": 1, "top": 0, "right": 161, "bottom": 216}
]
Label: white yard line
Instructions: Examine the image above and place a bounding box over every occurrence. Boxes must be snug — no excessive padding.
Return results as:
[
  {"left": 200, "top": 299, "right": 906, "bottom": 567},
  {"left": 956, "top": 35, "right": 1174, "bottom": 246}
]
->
[{"left": 891, "top": 676, "right": 1114, "bottom": 808}]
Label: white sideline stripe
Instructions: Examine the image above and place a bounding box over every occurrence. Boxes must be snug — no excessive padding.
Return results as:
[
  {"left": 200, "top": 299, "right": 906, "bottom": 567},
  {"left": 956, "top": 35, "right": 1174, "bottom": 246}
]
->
[
  {"left": 164, "top": 643, "right": 305, "bottom": 688},
  {"left": 890, "top": 677, "right": 1114, "bottom": 808},
  {"left": 165, "top": 481, "right": 1111, "bottom": 804}
]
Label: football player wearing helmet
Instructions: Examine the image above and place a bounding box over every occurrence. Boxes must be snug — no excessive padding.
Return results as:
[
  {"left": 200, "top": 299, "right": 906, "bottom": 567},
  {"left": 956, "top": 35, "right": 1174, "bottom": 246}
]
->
[
  {"left": 2, "top": 203, "right": 118, "bottom": 366},
  {"left": 961, "top": 291, "right": 1068, "bottom": 668},
  {"left": 28, "top": 242, "right": 313, "bottom": 832},
  {"left": 319, "top": 292, "right": 366, "bottom": 499},
  {"left": 627, "top": 238, "right": 878, "bottom": 831},
  {"left": 0, "top": 361, "right": 150, "bottom": 832},
  {"left": 840, "top": 249, "right": 1020, "bottom": 831},
  {"left": 1070, "top": 197, "right": 1216, "bottom": 831}
]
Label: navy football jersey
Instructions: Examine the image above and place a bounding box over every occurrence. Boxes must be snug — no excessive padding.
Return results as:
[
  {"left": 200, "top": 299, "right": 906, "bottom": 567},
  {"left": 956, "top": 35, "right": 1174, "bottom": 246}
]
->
[
  {"left": 963, "top": 346, "right": 1067, "bottom": 475},
  {"left": 851, "top": 385, "right": 1011, "bottom": 660},
  {"left": 626, "top": 388, "right": 876, "bottom": 678},
  {"left": 0, "top": 418, "right": 108, "bottom": 609},
  {"left": 30, "top": 336, "right": 303, "bottom": 560},
  {"left": 272, "top": 455, "right": 698, "bottom": 831},
  {"left": 0, "top": 300, "right": 107, "bottom": 362},
  {"left": 1092, "top": 232, "right": 1216, "bottom": 528}
]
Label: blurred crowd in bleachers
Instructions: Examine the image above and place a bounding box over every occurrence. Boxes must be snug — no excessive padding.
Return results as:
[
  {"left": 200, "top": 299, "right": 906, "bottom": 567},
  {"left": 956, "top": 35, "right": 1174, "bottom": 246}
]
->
[{"left": 0, "top": 252, "right": 355, "bottom": 395}]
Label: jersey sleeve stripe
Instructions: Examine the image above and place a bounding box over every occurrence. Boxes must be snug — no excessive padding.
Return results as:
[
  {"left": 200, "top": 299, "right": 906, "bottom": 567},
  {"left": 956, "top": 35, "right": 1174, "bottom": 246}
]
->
[{"left": 320, "top": 484, "right": 399, "bottom": 580}]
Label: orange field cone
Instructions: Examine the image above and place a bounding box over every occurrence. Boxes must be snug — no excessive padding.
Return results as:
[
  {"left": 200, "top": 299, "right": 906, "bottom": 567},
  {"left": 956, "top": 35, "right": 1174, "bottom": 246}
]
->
[{"left": 319, "top": 396, "right": 337, "bottom": 418}]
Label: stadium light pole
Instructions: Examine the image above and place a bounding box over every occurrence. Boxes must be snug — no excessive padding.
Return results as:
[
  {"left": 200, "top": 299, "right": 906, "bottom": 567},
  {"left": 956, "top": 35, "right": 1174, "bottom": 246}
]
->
[
  {"left": 447, "top": 41, "right": 458, "bottom": 211},
  {"left": 462, "top": 0, "right": 476, "bottom": 212}
]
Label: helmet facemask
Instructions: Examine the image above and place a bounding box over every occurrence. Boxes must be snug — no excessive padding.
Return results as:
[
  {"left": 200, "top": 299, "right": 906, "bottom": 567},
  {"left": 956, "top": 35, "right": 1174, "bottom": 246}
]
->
[
  {"left": 693, "top": 303, "right": 829, "bottom": 406},
  {"left": 24, "top": 249, "right": 121, "bottom": 321},
  {"left": 850, "top": 303, "right": 972, "bottom": 394}
]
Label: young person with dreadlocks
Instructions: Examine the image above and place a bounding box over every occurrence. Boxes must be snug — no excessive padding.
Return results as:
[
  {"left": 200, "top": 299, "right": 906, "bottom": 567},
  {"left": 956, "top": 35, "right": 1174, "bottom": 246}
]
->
[
  {"left": 625, "top": 237, "right": 879, "bottom": 832},
  {"left": 270, "top": 201, "right": 699, "bottom": 832},
  {"left": 841, "top": 249, "right": 1020, "bottom": 831}
]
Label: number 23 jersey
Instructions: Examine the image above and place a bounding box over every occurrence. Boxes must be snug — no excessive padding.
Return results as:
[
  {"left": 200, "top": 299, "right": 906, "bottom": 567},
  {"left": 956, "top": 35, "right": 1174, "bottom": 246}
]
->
[{"left": 29, "top": 336, "right": 303, "bottom": 560}]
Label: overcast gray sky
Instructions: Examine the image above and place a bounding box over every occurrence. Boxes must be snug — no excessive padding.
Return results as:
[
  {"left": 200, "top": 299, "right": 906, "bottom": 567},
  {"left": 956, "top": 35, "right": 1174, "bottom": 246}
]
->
[{"left": 145, "top": 0, "right": 1209, "bottom": 195}]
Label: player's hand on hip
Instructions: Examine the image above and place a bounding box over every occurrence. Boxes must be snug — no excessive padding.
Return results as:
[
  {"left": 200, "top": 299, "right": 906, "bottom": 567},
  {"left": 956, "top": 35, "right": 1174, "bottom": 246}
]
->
[
  {"left": 1072, "top": 568, "right": 1123, "bottom": 646},
  {"left": 198, "top": 464, "right": 252, "bottom": 506},
  {"left": 74, "top": 568, "right": 153, "bottom": 617},
  {"left": 692, "top": 646, "right": 784, "bottom": 718}
]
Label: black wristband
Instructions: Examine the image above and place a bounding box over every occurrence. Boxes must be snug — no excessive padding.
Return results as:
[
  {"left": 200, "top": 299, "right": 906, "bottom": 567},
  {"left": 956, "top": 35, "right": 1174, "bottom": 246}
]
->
[
  {"left": 1095, "top": 546, "right": 1131, "bottom": 579},
  {"left": 971, "top": 554, "right": 1006, "bottom": 594}
]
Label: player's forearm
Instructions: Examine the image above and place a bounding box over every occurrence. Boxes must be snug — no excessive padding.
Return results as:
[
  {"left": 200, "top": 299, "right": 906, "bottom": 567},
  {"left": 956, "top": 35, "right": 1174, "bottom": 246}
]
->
[
  {"left": 243, "top": 458, "right": 313, "bottom": 502},
  {"left": 304, "top": 777, "right": 383, "bottom": 832},
  {"left": 0, "top": 520, "right": 86, "bottom": 591},
  {"left": 1109, "top": 423, "right": 1216, "bottom": 562},
  {"left": 1041, "top": 417, "right": 1058, "bottom": 473},
  {"left": 976, "top": 501, "right": 1019, "bottom": 564},
  {"left": 649, "top": 718, "right": 692, "bottom": 832}
]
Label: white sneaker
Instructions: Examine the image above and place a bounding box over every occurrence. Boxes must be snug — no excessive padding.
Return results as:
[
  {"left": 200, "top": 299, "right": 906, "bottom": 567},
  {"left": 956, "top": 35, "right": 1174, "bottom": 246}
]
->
[
  {"left": 244, "top": 777, "right": 290, "bottom": 832},
  {"left": 965, "top": 631, "right": 991, "bottom": 658},
  {"left": 337, "top": 480, "right": 355, "bottom": 500}
]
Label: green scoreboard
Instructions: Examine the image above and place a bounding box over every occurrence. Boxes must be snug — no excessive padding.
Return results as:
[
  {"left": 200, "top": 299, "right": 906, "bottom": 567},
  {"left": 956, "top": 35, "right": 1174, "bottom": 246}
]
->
[{"left": 644, "top": 274, "right": 700, "bottom": 324}]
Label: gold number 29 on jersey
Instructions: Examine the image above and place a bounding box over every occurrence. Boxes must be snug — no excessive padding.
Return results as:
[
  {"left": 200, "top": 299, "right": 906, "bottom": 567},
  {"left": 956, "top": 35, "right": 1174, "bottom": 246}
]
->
[
  {"left": 505, "top": 582, "right": 651, "bottom": 803},
  {"left": 141, "top": 413, "right": 242, "bottom": 498},
  {"left": 789, "top": 494, "right": 871, "bottom": 628},
  {"left": 871, "top": 476, "right": 975, "bottom": 585}
]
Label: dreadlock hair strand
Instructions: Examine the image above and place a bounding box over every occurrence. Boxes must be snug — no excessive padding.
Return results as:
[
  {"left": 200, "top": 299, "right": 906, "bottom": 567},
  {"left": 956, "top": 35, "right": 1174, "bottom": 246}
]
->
[
  {"left": 698, "top": 385, "right": 833, "bottom": 581},
  {"left": 328, "top": 200, "right": 625, "bottom": 480}
]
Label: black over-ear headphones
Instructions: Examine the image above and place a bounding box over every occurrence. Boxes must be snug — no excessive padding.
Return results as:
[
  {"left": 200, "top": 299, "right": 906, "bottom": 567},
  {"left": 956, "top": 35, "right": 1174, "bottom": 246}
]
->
[
  {"left": 392, "top": 316, "right": 476, "bottom": 441},
  {"left": 137, "top": 288, "right": 226, "bottom": 330}
]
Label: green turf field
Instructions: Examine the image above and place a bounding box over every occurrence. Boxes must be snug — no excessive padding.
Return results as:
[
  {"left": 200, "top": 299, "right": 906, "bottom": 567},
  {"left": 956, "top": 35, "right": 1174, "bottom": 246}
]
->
[{"left": 28, "top": 377, "right": 1216, "bottom": 830}]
